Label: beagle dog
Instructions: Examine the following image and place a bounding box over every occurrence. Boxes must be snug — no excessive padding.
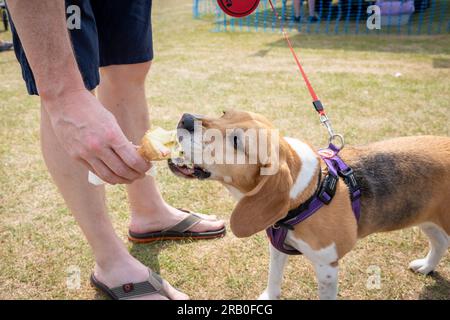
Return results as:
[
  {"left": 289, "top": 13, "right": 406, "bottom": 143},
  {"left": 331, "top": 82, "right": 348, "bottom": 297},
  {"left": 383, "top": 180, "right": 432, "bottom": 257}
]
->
[{"left": 169, "top": 110, "right": 450, "bottom": 300}]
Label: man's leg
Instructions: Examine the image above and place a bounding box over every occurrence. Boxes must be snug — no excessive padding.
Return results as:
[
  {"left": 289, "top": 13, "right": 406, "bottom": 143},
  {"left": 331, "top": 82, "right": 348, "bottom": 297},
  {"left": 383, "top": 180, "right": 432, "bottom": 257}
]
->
[
  {"left": 293, "top": 0, "right": 301, "bottom": 18},
  {"left": 308, "top": 0, "right": 316, "bottom": 17},
  {"left": 40, "top": 103, "right": 188, "bottom": 300},
  {"left": 97, "top": 62, "right": 225, "bottom": 233}
]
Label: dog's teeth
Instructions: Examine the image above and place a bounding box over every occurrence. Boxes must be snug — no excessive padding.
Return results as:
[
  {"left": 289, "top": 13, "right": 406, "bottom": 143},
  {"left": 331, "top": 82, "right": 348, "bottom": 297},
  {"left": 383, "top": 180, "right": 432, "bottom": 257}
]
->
[
  {"left": 170, "top": 155, "right": 195, "bottom": 171},
  {"left": 172, "top": 157, "right": 186, "bottom": 165}
]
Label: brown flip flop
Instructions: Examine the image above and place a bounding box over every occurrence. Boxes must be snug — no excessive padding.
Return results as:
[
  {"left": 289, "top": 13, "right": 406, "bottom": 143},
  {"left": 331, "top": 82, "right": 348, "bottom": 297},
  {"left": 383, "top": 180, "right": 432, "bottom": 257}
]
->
[
  {"left": 90, "top": 269, "right": 168, "bottom": 300},
  {"left": 128, "top": 209, "right": 226, "bottom": 243}
]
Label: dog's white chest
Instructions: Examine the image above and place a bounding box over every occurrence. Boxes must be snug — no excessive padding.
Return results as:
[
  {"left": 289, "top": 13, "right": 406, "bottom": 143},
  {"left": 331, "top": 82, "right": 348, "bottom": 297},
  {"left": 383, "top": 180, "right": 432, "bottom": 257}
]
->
[
  {"left": 285, "top": 232, "right": 338, "bottom": 265},
  {"left": 284, "top": 137, "right": 319, "bottom": 200}
]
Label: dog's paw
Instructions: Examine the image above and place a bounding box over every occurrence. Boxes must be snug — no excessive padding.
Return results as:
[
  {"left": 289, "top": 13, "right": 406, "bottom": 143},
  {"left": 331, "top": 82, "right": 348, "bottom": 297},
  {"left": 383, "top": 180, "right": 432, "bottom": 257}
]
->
[
  {"left": 257, "top": 290, "right": 280, "bottom": 300},
  {"left": 409, "top": 258, "right": 435, "bottom": 275}
]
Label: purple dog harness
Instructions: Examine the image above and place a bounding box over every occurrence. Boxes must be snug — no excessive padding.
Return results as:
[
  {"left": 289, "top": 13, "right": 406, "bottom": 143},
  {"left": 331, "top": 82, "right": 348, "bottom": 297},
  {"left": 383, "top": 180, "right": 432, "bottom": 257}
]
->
[{"left": 266, "top": 143, "right": 361, "bottom": 255}]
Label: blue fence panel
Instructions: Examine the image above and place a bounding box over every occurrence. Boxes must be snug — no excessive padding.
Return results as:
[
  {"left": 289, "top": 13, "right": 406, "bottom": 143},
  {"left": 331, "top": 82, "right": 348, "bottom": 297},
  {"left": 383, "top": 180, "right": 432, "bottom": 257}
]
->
[
  {"left": 194, "top": 0, "right": 450, "bottom": 35},
  {"left": 437, "top": 0, "right": 447, "bottom": 33}
]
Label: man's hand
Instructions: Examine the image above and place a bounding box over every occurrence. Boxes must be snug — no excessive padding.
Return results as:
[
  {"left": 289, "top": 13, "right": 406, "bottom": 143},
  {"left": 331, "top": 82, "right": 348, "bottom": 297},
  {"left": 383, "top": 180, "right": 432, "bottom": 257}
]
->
[{"left": 44, "top": 89, "right": 151, "bottom": 184}]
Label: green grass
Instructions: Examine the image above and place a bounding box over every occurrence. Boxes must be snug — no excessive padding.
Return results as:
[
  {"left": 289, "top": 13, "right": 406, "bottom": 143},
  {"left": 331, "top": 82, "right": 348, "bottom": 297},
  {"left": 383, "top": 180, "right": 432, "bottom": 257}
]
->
[{"left": 0, "top": 0, "right": 449, "bottom": 300}]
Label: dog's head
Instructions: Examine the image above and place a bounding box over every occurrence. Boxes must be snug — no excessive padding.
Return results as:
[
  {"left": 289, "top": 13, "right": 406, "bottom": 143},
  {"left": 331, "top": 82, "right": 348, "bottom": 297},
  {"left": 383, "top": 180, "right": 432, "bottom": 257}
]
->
[{"left": 169, "top": 110, "right": 296, "bottom": 237}]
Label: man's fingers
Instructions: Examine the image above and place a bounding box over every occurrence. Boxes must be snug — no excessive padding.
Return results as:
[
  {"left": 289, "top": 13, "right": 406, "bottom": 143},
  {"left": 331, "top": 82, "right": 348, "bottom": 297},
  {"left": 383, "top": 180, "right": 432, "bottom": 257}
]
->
[
  {"left": 111, "top": 140, "right": 151, "bottom": 174},
  {"left": 101, "top": 148, "right": 144, "bottom": 181},
  {"left": 79, "top": 159, "right": 107, "bottom": 185},
  {"left": 88, "top": 158, "right": 131, "bottom": 185},
  {"left": 79, "top": 159, "right": 96, "bottom": 173}
]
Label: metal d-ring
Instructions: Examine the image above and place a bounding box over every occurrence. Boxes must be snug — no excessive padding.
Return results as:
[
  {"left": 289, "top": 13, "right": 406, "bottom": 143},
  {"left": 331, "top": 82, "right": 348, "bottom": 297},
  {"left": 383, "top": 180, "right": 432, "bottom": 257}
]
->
[{"left": 329, "top": 134, "right": 345, "bottom": 150}]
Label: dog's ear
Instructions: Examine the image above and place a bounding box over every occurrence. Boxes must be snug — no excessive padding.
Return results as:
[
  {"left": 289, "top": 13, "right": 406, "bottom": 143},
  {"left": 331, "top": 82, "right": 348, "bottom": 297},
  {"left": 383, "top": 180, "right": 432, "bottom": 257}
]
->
[{"left": 230, "top": 163, "right": 293, "bottom": 237}]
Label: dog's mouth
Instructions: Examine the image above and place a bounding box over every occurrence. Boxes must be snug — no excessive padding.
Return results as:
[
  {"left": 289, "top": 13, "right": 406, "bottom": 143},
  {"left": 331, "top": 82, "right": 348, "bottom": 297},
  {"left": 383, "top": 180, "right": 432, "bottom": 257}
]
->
[{"left": 168, "top": 159, "right": 211, "bottom": 180}]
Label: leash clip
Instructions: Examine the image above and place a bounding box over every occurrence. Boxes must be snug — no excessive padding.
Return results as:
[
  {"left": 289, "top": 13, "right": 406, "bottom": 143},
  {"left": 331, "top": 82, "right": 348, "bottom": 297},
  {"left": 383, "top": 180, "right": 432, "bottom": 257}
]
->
[
  {"left": 319, "top": 113, "right": 345, "bottom": 150},
  {"left": 319, "top": 113, "right": 334, "bottom": 137}
]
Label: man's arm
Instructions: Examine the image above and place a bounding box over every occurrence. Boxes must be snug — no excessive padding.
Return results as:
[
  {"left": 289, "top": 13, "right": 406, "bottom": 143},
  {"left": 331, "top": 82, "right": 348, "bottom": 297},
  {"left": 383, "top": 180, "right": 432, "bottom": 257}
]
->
[
  {"left": 6, "top": 0, "right": 84, "bottom": 99},
  {"left": 6, "top": 0, "right": 150, "bottom": 184}
]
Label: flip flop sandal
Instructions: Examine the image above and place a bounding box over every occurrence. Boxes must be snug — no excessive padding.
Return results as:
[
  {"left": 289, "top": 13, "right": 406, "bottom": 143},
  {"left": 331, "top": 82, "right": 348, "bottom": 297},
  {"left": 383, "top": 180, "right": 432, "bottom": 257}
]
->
[
  {"left": 128, "top": 209, "right": 226, "bottom": 243},
  {"left": 0, "top": 42, "right": 13, "bottom": 52},
  {"left": 90, "top": 268, "right": 169, "bottom": 300}
]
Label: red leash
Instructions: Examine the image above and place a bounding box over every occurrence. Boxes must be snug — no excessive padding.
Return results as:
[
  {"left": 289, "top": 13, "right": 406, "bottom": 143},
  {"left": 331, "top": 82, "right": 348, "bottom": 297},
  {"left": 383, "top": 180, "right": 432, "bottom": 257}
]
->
[
  {"left": 267, "top": 0, "right": 344, "bottom": 148},
  {"left": 267, "top": 0, "right": 319, "bottom": 106}
]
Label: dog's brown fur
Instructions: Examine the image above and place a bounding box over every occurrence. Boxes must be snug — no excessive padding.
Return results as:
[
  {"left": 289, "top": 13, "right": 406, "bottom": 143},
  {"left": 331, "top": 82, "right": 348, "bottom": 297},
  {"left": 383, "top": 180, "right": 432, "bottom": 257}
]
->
[
  {"left": 341, "top": 136, "right": 450, "bottom": 238},
  {"left": 175, "top": 110, "right": 450, "bottom": 272}
]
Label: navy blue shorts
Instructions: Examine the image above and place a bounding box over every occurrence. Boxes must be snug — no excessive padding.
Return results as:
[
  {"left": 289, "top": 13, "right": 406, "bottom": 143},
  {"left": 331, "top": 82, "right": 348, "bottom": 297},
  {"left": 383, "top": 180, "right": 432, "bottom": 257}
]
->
[{"left": 8, "top": 0, "right": 153, "bottom": 95}]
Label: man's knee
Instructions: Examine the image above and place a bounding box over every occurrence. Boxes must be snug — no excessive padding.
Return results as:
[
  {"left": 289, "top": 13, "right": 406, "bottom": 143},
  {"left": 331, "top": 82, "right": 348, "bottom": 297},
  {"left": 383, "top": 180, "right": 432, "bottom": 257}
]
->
[{"left": 100, "top": 61, "right": 152, "bottom": 88}]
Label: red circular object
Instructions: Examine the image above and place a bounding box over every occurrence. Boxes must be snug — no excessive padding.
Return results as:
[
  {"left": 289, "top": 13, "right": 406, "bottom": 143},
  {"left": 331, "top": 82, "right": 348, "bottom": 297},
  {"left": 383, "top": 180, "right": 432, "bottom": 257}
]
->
[{"left": 217, "top": 0, "right": 260, "bottom": 18}]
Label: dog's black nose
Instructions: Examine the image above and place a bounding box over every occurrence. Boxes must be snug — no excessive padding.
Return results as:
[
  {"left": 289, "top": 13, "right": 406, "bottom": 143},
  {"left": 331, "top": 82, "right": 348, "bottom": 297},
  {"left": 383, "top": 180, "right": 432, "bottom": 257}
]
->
[{"left": 178, "top": 113, "right": 196, "bottom": 133}]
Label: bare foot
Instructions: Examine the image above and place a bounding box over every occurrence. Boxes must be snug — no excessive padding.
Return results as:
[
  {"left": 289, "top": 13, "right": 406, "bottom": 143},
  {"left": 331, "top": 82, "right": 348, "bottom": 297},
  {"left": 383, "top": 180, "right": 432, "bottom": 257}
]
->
[
  {"left": 94, "top": 255, "right": 189, "bottom": 300},
  {"left": 129, "top": 204, "right": 225, "bottom": 234}
]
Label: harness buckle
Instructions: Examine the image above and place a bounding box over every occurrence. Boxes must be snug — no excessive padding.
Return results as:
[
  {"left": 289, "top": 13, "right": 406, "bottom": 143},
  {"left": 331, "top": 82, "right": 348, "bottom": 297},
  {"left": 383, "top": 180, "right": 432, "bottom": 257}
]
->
[
  {"left": 338, "top": 168, "right": 361, "bottom": 200},
  {"left": 339, "top": 167, "right": 356, "bottom": 187},
  {"left": 273, "top": 223, "right": 294, "bottom": 230},
  {"left": 317, "top": 174, "right": 338, "bottom": 205}
]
